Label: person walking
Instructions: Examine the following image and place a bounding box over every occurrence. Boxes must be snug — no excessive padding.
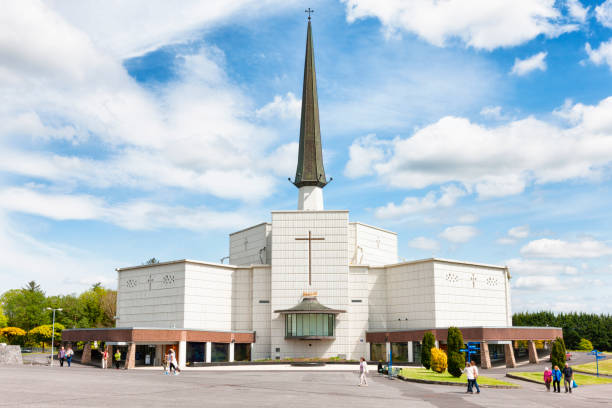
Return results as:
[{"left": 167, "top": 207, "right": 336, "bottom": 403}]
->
[
  {"left": 552, "top": 365, "right": 562, "bottom": 393},
  {"left": 470, "top": 361, "right": 480, "bottom": 394},
  {"left": 563, "top": 363, "right": 574, "bottom": 393},
  {"left": 163, "top": 350, "right": 170, "bottom": 375},
  {"left": 543, "top": 367, "right": 552, "bottom": 392},
  {"left": 66, "top": 346, "right": 74, "bottom": 367},
  {"left": 57, "top": 346, "right": 66, "bottom": 367},
  {"left": 359, "top": 357, "right": 368, "bottom": 386},
  {"left": 114, "top": 349, "right": 122, "bottom": 369},
  {"left": 101, "top": 347, "right": 108, "bottom": 369},
  {"left": 464, "top": 362, "right": 474, "bottom": 393},
  {"left": 168, "top": 349, "right": 181, "bottom": 375}
]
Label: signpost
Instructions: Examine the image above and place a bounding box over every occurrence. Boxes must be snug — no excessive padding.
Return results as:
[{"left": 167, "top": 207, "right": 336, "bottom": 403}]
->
[
  {"left": 388, "top": 349, "right": 393, "bottom": 379},
  {"left": 589, "top": 350, "right": 605, "bottom": 377},
  {"left": 460, "top": 342, "right": 481, "bottom": 363}
]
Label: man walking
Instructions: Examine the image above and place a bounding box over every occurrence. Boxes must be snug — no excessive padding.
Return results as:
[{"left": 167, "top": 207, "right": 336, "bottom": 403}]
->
[
  {"left": 563, "top": 363, "right": 574, "bottom": 393},
  {"left": 359, "top": 357, "right": 368, "bottom": 386}
]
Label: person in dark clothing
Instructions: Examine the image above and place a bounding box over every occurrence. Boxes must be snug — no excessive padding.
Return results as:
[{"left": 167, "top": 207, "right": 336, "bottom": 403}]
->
[
  {"left": 563, "top": 363, "right": 574, "bottom": 393},
  {"left": 552, "top": 365, "right": 562, "bottom": 393}
]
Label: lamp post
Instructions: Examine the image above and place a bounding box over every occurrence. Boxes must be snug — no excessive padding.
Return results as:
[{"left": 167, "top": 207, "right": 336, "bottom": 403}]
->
[{"left": 46, "top": 307, "right": 62, "bottom": 366}]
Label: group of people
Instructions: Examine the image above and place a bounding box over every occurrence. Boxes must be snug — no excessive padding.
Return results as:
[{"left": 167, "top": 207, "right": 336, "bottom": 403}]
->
[
  {"left": 163, "top": 348, "right": 181, "bottom": 376},
  {"left": 544, "top": 363, "right": 574, "bottom": 393},
  {"left": 56, "top": 346, "right": 74, "bottom": 367},
  {"left": 464, "top": 361, "right": 480, "bottom": 394}
]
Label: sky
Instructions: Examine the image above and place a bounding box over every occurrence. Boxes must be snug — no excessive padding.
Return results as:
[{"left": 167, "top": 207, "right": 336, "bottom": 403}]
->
[{"left": 1, "top": 0, "right": 611, "bottom": 313}]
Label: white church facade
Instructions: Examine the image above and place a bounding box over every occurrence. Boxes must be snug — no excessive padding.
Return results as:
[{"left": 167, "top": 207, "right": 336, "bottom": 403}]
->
[{"left": 64, "top": 20, "right": 561, "bottom": 369}]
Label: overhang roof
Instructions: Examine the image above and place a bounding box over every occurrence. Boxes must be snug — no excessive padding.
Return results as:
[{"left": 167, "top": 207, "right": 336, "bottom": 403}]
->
[{"left": 274, "top": 296, "right": 345, "bottom": 314}]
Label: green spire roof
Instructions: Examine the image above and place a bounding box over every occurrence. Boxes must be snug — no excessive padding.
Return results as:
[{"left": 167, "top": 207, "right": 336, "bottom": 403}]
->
[{"left": 293, "top": 20, "right": 329, "bottom": 189}]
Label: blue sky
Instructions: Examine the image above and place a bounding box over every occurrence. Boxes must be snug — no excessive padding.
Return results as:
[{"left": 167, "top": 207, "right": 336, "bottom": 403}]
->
[{"left": 1, "top": 0, "right": 611, "bottom": 313}]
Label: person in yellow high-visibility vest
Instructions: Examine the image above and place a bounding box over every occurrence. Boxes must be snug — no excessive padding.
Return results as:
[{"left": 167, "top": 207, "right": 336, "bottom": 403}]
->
[{"left": 114, "top": 350, "right": 122, "bottom": 369}]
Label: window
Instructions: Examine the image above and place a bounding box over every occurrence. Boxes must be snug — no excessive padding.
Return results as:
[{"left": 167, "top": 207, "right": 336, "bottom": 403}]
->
[
  {"left": 370, "top": 343, "right": 385, "bottom": 362},
  {"left": 392, "top": 342, "right": 408, "bottom": 362},
  {"left": 285, "top": 313, "right": 335, "bottom": 337}
]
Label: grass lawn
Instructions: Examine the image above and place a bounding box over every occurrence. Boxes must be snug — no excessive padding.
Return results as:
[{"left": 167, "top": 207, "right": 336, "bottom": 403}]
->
[
  {"left": 510, "top": 372, "right": 612, "bottom": 385},
  {"left": 573, "top": 358, "right": 612, "bottom": 376},
  {"left": 399, "top": 368, "right": 518, "bottom": 387}
]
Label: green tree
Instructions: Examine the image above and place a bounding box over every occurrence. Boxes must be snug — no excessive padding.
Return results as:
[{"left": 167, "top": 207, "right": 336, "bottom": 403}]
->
[
  {"left": 0, "top": 304, "right": 8, "bottom": 328},
  {"left": 447, "top": 327, "right": 465, "bottom": 377},
  {"left": 577, "top": 338, "right": 593, "bottom": 351},
  {"left": 551, "top": 337, "right": 566, "bottom": 369},
  {"left": 564, "top": 328, "right": 580, "bottom": 350},
  {"left": 28, "top": 324, "right": 65, "bottom": 351},
  {"left": 1, "top": 284, "right": 48, "bottom": 330},
  {"left": 421, "top": 332, "right": 435, "bottom": 370},
  {"left": 144, "top": 258, "right": 160, "bottom": 265}
]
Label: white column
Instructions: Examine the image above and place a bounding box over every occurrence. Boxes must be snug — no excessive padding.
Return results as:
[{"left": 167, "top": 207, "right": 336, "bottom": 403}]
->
[
  {"left": 178, "top": 341, "right": 186, "bottom": 368},
  {"left": 298, "top": 186, "right": 324, "bottom": 210},
  {"left": 385, "top": 342, "right": 391, "bottom": 361},
  {"left": 407, "top": 342, "right": 414, "bottom": 363},
  {"left": 205, "top": 342, "right": 212, "bottom": 363},
  {"left": 229, "top": 342, "right": 235, "bottom": 362},
  {"left": 365, "top": 343, "right": 371, "bottom": 361}
]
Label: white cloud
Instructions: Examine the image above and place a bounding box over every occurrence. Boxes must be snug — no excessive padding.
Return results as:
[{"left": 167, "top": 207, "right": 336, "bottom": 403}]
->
[
  {"left": 407, "top": 237, "right": 439, "bottom": 251},
  {"left": 342, "top": 0, "right": 577, "bottom": 50},
  {"left": 508, "top": 225, "right": 530, "bottom": 239},
  {"left": 344, "top": 134, "right": 391, "bottom": 178},
  {"left": 439, "top": 225, "right": 478, "bottom": 243},
  {"left": 511, "top": 52, "right": 548, "bottom": 76},
  {"left": 0, "top": 187, "right": 253, "bottom": 231},
  {"left": 497, "top": 237, "right": 517, "bottom": 245},
  {"left": 567, "top": 0, "right": 589, "bottom": 23},
  {"left": 346, "top": 96, "right": 612, "bottom": 199},
  {"left": 506, "top": 258, "right": 579, "bottom": 276},
  {"left": 374, "top": 184, "right": 466, "bottom": 219},
  {"left": 595, "top": 0, "right": 612, "bottom": 28},
  {"left": 256, "top": 92, "right": 301, "bottom": 120},
  {"left": 458, "top": 214, "right": 479, "bottom": 224},
  {"left": 514, "top": 275, "right": 565, "bottom": 290},
  {"left": 521, "top": 238, "right": 612, "bottom": 258},
  {"left": 480, "top": 106, "right": 504, "bottom": 120},
  {"left": 585, "top": 40, "right": 612, "bottom": 70}
]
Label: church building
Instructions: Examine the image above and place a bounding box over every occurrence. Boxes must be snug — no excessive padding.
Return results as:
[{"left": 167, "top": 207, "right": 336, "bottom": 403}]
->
[{"left": 63, "top": 20, "right": 561, "bottom": 369}]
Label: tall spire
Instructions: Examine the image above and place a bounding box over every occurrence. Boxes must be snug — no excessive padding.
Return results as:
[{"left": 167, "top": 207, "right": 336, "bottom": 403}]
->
[{"left": 293, "top": 18, "right": 328, "bottom": 189}]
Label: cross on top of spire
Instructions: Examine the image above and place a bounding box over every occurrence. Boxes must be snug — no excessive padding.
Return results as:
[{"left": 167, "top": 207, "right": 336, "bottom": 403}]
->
[{"left": 305, "top": 8, "right": 314, "bottom": 20}]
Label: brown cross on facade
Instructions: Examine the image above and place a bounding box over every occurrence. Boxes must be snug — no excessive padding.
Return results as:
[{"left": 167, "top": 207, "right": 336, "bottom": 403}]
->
[{"left": 295, "top": 230, "right": 324, "bottom": 286}]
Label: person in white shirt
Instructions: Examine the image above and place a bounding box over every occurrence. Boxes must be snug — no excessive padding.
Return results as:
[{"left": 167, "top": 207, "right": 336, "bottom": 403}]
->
[
  {"left": 359, "top": 357, "right": 368, "bottom": 386},
  {"left": 169, "top": 349, "right": 181, "bottom": 376},
  {"left": 470, "top": 361, "right": 480, "bottom": 394},
  {"left": 464, "top": 362, "right": 474, "bottom": 393}
]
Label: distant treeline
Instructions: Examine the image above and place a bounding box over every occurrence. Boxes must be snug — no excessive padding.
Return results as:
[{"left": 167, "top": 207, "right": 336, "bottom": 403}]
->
[{"left": 513, "top": 311, "right": 612, "bottom": 351}]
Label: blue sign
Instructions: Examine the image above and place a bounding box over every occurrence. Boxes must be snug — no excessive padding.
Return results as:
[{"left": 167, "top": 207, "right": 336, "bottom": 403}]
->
[
  {"left": 460, "top": 343, "right": 480, "bottom": 362},
  {"left": 590, "top": 350, "right": 605, "bottom": 377}
]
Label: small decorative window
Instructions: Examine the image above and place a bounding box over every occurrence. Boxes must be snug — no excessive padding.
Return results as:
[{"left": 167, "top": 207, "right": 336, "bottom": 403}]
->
[
  {"left": 161, "top": 274, "right": 175, "bottom": 286},
  {"left": 126, "top": 279, "right": 138, "bottom": 288},
  {"left": 445, "top": 272, "right": 459, "bottom": 283},
  {"left": 486, "top": 276, "right": 499, "bottom": 287}
]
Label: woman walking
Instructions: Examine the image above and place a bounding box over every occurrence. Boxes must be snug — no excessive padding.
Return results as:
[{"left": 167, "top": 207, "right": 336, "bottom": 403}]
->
[
  {"left": 358, "top": 357, "right": 368, "bottom": 386},
  {"left": 101, "top": 347, "right": 108, "bottom": 369},
  {"left": 552, "top": 365, "right": 562, "bottom": 393},
  {"left": 543, "top": 367, "right": 552, "bottom": 392},
  {"left": 470, "top": 361, "right": 480, "bottom": 394},
  {"left": 57, "top": 346, "right": 66, "bottom": 367},
  {"left": 66, "top": 347, "right": 74, "bottom": 367}
]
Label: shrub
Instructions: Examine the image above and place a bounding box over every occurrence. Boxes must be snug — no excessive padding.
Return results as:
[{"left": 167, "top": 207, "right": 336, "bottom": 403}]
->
[
  {"left": 430, "top": 348, "right": 448, "bottom": 373},
  {"left": 551, "top": 337, "right": 566, "bottom": 369},
  {"left": 447, "top": 327, "right": 465, "bottom": 377},
  {"left": 577, "top": 338, "right": 593, "bottom": 351},
  {"left": 0, "top": 327, "right": 26, "bottom": 344},
  {"left": 421, "top": 332, "right": 435, "bottom": 369}
]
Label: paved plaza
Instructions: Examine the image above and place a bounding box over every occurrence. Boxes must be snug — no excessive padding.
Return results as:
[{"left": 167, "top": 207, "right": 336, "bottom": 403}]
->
[{"left": 2, "top": 364, "right": 612, "bottom": 408}]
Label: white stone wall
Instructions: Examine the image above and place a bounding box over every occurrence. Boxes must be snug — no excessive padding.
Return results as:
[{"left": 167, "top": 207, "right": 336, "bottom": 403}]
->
[
  {"left": 229, "top": 223, "right": 271, "bottom": 266},
  {"left": 232, "top": 268, "right": 253, "bottom": 331},
  {"left": 367, "top": 267, "right": 388, "bottom": 331},
  {"left": 251, "top": 266, "right": 271, "bottom": 360},
  {"left": 349, "top": 223, "right": 397, "bottom": 266},
  {"left": 432, "top": 261, "right": 510, "bottom": 327},
  {"left": 385, "top": 262, "right": 436, "bottom": 330},
  {"left": 348, "top": 265, "right": 369, "bottom": 359},
  {"left": 270, "top": 210, "right": 350, "bottom": 359},
  {"left": 116, "top": 262, "right": 186, "bottom": 328},
  {"left": 183, "top": 262, "right": 234, "bottom": 331}
]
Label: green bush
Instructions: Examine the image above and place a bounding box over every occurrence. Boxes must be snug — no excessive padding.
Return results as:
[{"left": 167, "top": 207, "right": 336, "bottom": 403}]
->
[
  {"left": 551, "top": 337, "right": 566, "bottom": 369},
  {"left": 421, "top": 332, "right": 435, "bottom": 370},
  {"left": 577, "top": 338, "right": 593, "bottom": 351},
  {"left": 447, "top": 327, "right": 465, "bottom": 377},
  {"left": 430, "top": 348, "right": 448, "bottom": 373}
]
